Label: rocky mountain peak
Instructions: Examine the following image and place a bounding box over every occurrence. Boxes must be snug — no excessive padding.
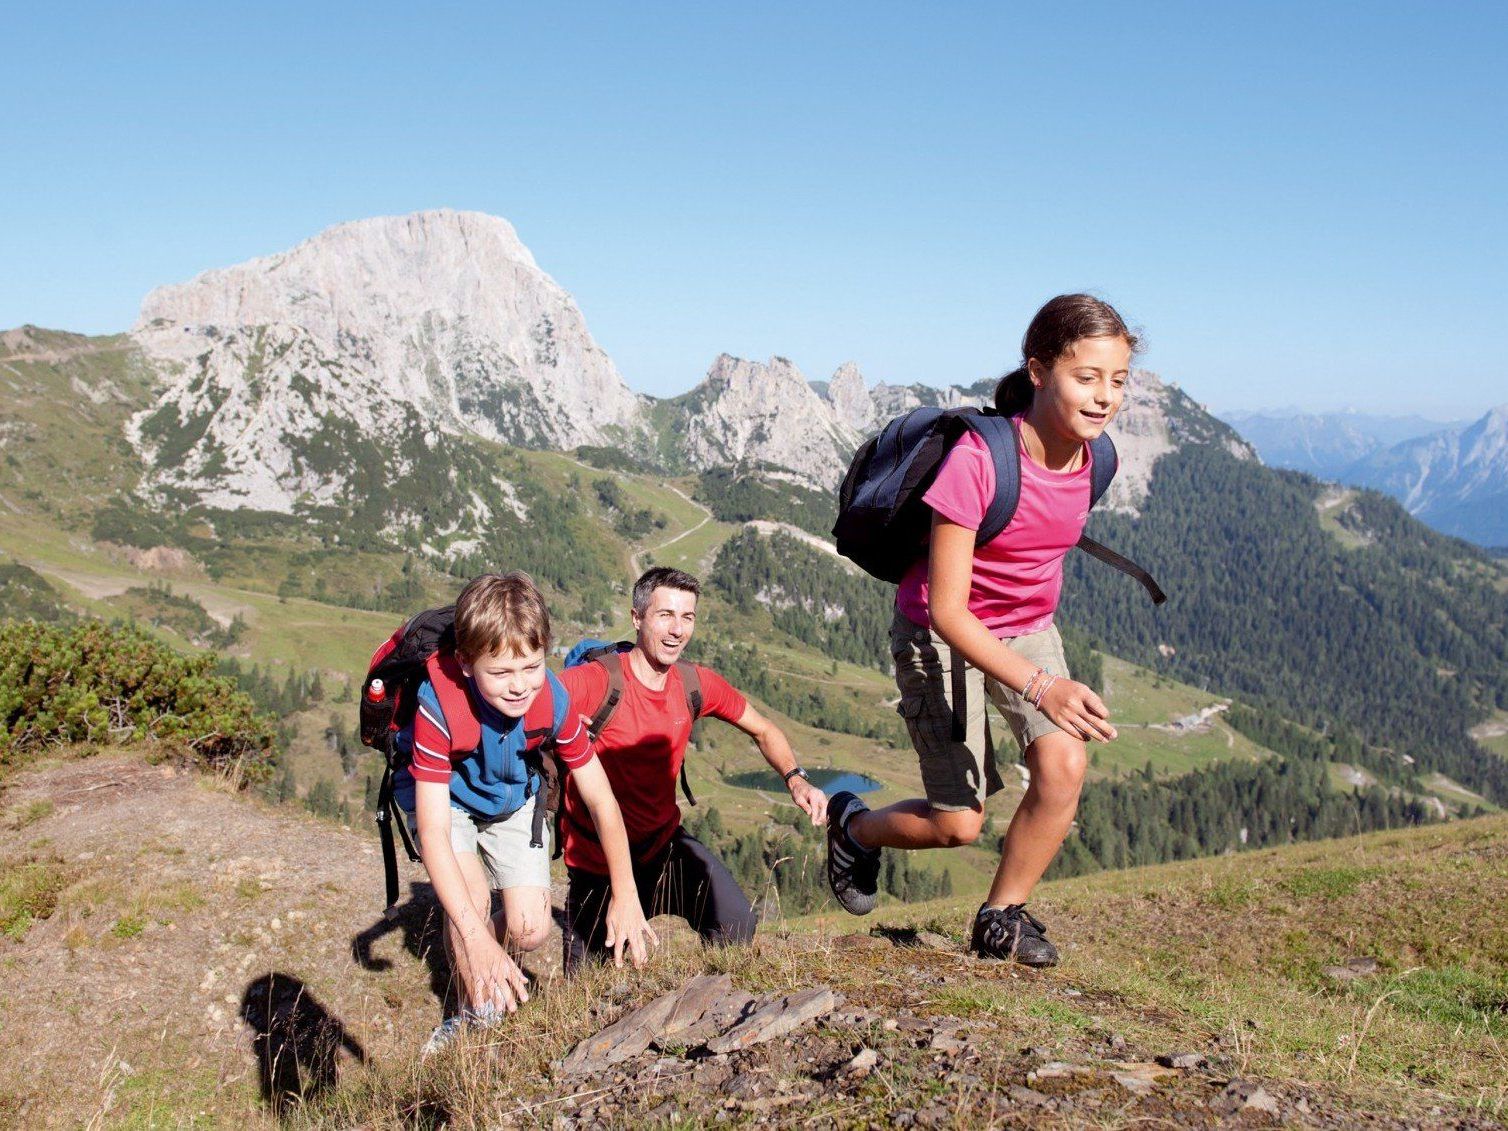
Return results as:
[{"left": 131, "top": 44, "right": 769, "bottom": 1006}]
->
[
  {"left": 677, "top": 356, "right": 860, "bottom": 486},
  {"left": 1099, "top": 370, "right": 1256, "bottom": 513},
  {"left": 826, "top": 362, "right": 877, "bottom": 433},
  {"left": 128, "top": 209, "right": 644, "bottom": 513},
  {"left": 137, "top": 210, "right": 540, "bottom": 337},
  {"left": 704, "top": 353, "right": 811, "bottom": 393}
]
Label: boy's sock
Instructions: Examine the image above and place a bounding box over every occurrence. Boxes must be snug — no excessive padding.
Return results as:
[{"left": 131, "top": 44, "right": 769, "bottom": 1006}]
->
[{"left": 421, "top": 1002, "right": 510, "bottom": 1056}]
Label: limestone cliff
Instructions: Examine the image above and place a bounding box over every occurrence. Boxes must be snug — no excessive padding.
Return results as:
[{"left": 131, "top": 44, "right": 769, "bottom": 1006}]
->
[{"left": 129, "top": 210, "right": 645, "bottom": 512}]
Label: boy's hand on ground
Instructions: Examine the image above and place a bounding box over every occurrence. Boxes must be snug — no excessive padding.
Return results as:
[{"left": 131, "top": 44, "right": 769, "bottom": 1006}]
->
[
  {"left": 1040, "top": 679, "right": 1117, "bottom": 743},
  {"left": 464, "top": 934, "right": 530, "bottom": 1014},
  {"left": 789, "top": 777, "right": 828, "bottom": 826},
  {"left": 603, "top": 896, "right": 659, "bottom": 968}
]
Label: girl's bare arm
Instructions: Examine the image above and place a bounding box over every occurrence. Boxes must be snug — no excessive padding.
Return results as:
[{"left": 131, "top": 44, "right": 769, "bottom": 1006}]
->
[{"left": 926, "top": 515, "right": 1115, "bottom": 742}]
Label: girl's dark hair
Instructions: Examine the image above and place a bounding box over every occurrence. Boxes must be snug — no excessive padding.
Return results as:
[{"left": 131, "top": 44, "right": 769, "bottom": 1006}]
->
[{"left": 994, "top": 294, "right": 1139, "bottom": 416}]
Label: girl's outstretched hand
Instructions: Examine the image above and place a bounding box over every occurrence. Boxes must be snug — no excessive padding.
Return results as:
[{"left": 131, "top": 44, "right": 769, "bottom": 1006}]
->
[{"left": 1039, "top": 678, "right": 1117, "bottom": 743}]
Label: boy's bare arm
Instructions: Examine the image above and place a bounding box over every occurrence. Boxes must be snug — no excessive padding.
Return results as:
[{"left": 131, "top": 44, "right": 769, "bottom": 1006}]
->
[
  {"left": 414, "top": 780, "right": 529, "bottom": 1011},
  {"left": 570, "top": 756, "right": 658, "bottom": 967},
  {"left": 731, "top": 704, "right": 829, "bottom": 826}
]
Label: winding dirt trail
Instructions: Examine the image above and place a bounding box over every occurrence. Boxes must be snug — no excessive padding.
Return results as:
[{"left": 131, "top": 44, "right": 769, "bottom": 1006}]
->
[{"left": 629, "top": 486, "right": 716, "bottom": 579}]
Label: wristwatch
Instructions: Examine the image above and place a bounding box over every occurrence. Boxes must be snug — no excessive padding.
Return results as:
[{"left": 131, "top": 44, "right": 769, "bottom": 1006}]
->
[{"left": 783, "top": 767, "right": 809, "bottom": 785}]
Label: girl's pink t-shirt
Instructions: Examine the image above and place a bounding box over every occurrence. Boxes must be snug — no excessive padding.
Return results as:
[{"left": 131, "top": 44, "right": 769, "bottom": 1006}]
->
[{"left": 895, "top": 428, "right": 1093, "bottom": 637}]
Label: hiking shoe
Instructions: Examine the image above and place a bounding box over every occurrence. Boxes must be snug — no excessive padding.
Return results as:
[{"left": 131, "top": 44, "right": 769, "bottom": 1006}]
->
[
  {"left": 826, "top": 791, "right": 880, "bottom": 915},
  {"left": 421, "top": 1003, "right": 507, "bottom": 1056},
  {"left": 970, "top": 903, "right": 1059, "bottom": 966}
]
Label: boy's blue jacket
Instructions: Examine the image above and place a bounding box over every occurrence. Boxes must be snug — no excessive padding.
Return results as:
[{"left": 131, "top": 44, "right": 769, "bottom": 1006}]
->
[{"left": 393, "top": 667, "right": 571, "bottom": 820}]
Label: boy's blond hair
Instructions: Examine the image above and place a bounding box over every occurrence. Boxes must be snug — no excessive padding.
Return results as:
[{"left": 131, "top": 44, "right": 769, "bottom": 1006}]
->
[{"left": 454, "top": 572, "right": 551, "bottom": 661}]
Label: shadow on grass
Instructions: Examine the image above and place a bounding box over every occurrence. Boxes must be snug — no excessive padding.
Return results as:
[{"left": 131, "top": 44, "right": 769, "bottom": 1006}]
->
[
  {"left": 350, "top": 881, "right": 452, "bottom": 1013},
  {"left": 240, "top": 972, "right": 366, "bottom": 1117}
]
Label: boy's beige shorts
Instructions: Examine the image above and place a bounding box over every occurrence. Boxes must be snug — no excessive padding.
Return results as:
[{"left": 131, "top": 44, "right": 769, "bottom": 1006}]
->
[
  {"left": 404, "top": 800, "right": 551, "bottom": 891},
  {"left": 890, "top": 609, "right": 1070, "bottom": 812}
]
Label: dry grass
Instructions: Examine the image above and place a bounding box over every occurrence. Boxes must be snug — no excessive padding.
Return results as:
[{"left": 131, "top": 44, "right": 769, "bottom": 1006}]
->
[{"left": 269, "top": 816, "right": 1508, "bottom": 1127}]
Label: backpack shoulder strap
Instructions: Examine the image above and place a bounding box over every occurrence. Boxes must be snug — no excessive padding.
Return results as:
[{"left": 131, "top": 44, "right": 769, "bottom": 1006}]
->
[
  {"left": 674, "top": 662, "right": 704, "bottom": 808},
  {"left": 518, "top": 674, "right": 562, "bottom": 853},
  {"left": 675, "top": 661, "right": 703, "bottom": 719},
  {"left": 583, "top": 646, "right": 627, "bottom": 739},
  {"left": 423, "top": 651, "right": 480, "bottom": 753},
  {"left": 521, "top": 670, "right": 561, "bottom": 746},
  {"left": 1087, "top": 431, "right": 1118, "bottom": 510},
  {"left": 963, "top": 411, "right": 1022, "bottom": 546}
]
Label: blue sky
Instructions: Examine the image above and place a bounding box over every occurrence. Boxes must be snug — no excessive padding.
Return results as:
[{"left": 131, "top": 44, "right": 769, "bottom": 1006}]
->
[{"left": 2, "top": 2, "right": 1504, "bottom": 416}]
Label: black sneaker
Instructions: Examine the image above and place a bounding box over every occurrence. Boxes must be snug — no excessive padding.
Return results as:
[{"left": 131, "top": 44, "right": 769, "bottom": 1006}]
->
[
  {"left": 826, "top": 791, "right": 880, "bottom": 915},
  {"left": 970, "top": 903, "right": 1059, "bottom": 967}
]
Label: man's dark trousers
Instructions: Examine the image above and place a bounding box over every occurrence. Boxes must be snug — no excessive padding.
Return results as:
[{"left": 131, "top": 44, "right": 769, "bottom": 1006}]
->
[{"left": 563, "top": 828, "right": 757, "bottom": 972}]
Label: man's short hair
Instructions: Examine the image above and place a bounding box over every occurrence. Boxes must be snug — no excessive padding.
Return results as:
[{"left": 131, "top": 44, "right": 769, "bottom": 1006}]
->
[
  {"left": 454, "top": 571, "right": 551, "bottom": 660},
  {"left": 632, "top": 566, "right": 701, "bottom": 617}
]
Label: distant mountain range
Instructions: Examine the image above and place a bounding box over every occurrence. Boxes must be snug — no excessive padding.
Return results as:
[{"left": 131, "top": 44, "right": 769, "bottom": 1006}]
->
[
  {"left": 1217, "top": 409, "right": 1460, "bottom": 479},
  {"left": 1220, "top": 407, "right": 1508, "bottom": 547},
  {"left": 1342, "top": 406, "right": 1508, "bottom": 548}
]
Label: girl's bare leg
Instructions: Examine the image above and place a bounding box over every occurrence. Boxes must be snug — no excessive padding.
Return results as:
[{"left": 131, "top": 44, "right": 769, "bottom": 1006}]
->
[
  {"left": 986, "top": 731, "right": 1087, "bottom": 906},
  {"left": 847, "top": 798, "right": 983, "bottom": 850}
]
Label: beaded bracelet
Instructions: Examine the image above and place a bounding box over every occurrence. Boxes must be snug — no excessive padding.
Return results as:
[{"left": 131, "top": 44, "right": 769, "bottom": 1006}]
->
[
  {"left": 1032, "top": 674, "right": 1057, "bottom": 710},
  {"left": 1021, "top": 667, "right": 1047, "bottom": 703}
]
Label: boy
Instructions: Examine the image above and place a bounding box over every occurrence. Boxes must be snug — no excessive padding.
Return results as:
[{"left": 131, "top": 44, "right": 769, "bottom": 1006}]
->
[{"left": 395, "top": 572, "right": 656, "bottom": 1050}]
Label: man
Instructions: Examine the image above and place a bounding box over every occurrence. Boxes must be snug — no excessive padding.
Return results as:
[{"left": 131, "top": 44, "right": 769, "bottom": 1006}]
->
[{"left": 558, "top": 566, "right": 828, "bottom": 971}]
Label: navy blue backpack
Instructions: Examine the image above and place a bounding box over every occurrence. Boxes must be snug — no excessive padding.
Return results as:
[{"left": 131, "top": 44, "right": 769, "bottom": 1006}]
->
[{"left": 832, "top": 407, "right": 1166, "bottom": 604}]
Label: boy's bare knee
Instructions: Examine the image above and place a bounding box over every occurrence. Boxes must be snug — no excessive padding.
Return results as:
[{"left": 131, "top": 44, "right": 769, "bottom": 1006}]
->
[
  {"left": 508, "top": 920, "right": 550, "bottom": 952},
  {"left": 499, "top": 890, "right": 552, "bottom": 952}
]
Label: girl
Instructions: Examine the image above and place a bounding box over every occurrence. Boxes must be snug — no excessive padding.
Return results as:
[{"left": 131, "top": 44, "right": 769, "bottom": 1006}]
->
[{"left": 826, "top": 293, "right": 1132, "bottom": 965}]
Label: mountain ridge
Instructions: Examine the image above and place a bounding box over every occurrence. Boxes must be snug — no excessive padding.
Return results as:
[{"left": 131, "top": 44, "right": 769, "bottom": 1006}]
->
[
  {"left": 1342, "top": 404, "right": 1508, "bottom": 547},
  {"left": 109, "top": 210, "right": 1250, "bottom": 517}
]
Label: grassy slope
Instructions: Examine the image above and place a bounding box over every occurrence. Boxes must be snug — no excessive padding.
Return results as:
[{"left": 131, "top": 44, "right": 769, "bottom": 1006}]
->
[
  {"left": 4, "top": 749, "right": 1503, "bottom": 1127},
  {"left": 403, "top": 803, "right": 1507, "bottom": 1125},
  {"left": 774, "top": 813, "right": 1508, "bottom": 1123},
  {"left": 1473, "top": 711, "right": 1508, "bottom": 760},
  {"left": 0, "top": 330, "right": 150, "bottom": 520}
]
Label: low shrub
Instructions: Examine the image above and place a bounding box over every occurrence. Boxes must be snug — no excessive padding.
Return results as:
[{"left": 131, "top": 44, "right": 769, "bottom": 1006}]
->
[{"left": 0, "top": 620, "right": 275, "bottom": 779}]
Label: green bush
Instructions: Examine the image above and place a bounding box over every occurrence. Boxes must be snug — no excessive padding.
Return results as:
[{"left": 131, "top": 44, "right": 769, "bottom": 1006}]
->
[
  {"left": 0, "top": 620, "right": 275, "bottom": 779},
  {"left": 0, "top": 562, "right": 70, "bottom": 624}
]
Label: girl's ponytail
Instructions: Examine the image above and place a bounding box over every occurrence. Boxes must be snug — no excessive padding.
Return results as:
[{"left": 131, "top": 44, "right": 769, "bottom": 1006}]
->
[
  {"left": 994, "top": 294, "right": 1139, "bottom": 417},
  {"left": 993, "top": 366, "right": 1034, "bottom": 416}
]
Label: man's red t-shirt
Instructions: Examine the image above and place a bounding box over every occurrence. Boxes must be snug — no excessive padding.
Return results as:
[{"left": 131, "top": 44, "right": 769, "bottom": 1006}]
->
[{"left": 558, "top": 652, "right": 746, "bottom": 874}]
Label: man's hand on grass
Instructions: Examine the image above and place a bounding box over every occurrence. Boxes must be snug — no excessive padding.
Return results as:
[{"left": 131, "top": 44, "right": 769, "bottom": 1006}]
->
[{"left": 603, "top": 895, "right": 659, "bottom": 968}]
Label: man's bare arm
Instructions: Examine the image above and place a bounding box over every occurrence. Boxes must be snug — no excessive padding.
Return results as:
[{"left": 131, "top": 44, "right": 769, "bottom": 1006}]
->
[{"left": 730, "top": 703, "right": 829, "bottom": 825}]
